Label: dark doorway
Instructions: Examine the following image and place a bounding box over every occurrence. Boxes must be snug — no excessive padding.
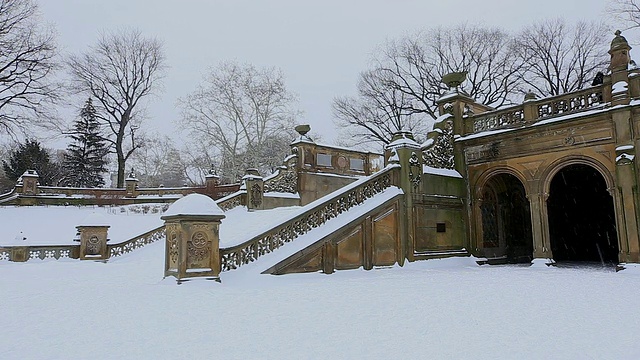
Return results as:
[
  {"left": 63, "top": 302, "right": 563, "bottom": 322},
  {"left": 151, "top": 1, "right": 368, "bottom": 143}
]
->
[
  {"left": 548, "top": 164, "right": 618, "bottom": 264},
  {"left": 480, "top": 174, "right": 533, "bottom": 263}
]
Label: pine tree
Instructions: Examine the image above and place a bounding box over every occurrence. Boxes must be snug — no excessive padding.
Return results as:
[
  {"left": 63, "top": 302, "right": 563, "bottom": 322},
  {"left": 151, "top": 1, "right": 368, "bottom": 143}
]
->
[
  {"left": 62, "top": 98, "right": 109, "bottom": 187},
  {"left": 2, "top": 139, "right": 62, "bottom": 186}
]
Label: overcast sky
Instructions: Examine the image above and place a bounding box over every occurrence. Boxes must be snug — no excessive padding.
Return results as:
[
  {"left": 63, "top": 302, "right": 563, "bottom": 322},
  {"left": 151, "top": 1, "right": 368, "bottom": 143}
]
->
[{"left": 39, "top": 0, "right": 612, "bottom": 147}]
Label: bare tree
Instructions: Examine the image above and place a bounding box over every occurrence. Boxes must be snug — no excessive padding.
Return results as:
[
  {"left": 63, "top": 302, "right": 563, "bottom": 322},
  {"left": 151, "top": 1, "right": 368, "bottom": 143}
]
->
[
  {"left": 334, "top": 24, "right": 523, "bottom": 146},
  {"left": 67, "top": 29, "right": 166, "bottom": 187},
  {"left": 128, "top": 135, "right": 186, "bottom": 187},
  {"left": 179, "top": 62, "right": 298, "bottom": 183},
  {"left": 515, "top": 19, "right": 609, "bottom": 97},
  {"left": 333, "top": 68, "right": 429, "bottom": 146},
  {"left": 608, "top": 0, "right": 640, "bottom": 30},
  {"left": 0, "top": 0, "right": 60, "bottom": 137}
]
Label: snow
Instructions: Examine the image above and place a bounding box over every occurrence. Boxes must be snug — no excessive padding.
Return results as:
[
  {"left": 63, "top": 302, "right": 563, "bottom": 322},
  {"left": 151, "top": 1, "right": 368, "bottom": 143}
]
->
[
  {"left": 617, "top": 153, "right": 635, "bottom": 162},
  {"left": 291, "top": 138, "right": 384, "bottom": 155},
  {"left": 423, "top": 165, "right": 463, "bottom": 178},
  {"left": 78, "top": 211, "right": 111, "bottom": 227},
  {"left": 616, "top": 144, "right": 634, "bottom": 151},
  {"left": 219, "top": 206, "right": 301, "bottom": 247},
  {"left": 613, "top": 80, "right": 628, "bottom": 93},
  {"left": 386, "top": 135, "right": 420, "bottom": 148},
  {"left": 457, "top": 107, "right": 609, "bottom": 142},
  {"left": 235, "top": 187, "right": 404, "bottom": 270},
  {"left": 264, "top": 191, "right": 300, "bottom": 199},
  {"left": 0, "top": 205, "right": 163, "bottom": 246},
  {"left": 1, "top": 240, "right": 639, "bottom": 359},
  {"left": 421, "top": 138, "right": 435, "bottom": 148},
  {"left": 2, "top": 183, "right": 640, "bottom": 358},
  {"left": 163, "top": 193, "right": 224, "bottom": 217}
]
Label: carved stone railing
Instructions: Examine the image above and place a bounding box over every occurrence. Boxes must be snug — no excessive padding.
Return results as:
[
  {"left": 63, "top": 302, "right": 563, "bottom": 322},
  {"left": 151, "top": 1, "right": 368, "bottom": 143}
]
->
[
  {"left": 0, "top": 245, "right": 79, "bottom": 262},
  {"left": 108, "top": 226, "right": 166, "bottom": 258},
  {"left": 472, "top": 106, "right": 525, "bottom": 133},
  {"left": 219, "top": 166, "right": 398, "bottom": 272},
  {"left": 0, "top": 189, "right": 18, "bottom": 204},
  {"left": 469, "top": 85, "right": 605, "bottom": 135},
  {"left": 216, "top": 190, "right": 245, "bottom": 211},
  {"left": 536, "top": 86, "right": 604, "bottom": 119},
  {"left": 264, "top": 155, "right": 298, "bottom": 193}
]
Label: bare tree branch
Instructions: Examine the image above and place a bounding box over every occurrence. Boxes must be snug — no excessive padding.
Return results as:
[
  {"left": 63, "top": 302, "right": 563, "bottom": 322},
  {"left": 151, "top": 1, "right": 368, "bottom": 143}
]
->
[
  {"left": 179, "top": 62, "right": 298, "bottom": 183},
  {"left": 0, "top": 0, "right": 61, "bottom": 138},
  {"left": 515, "top": 19, "right": 609, "bottom": 97},
  {"left": 67, "top": 29, "right": 166, "bottom": 187}
]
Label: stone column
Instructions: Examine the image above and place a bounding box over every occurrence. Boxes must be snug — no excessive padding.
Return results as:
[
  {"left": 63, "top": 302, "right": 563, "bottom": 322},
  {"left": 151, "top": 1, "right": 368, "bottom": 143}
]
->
[
  {"left": 243, "top": 169, "right": 264, "bottom": 212},
  {"left": 527, "top": 192, "right": 553, "bottom": 266},
  {"left": 19, "top": 170, "right": 39, "bottom": 195},
  {"left": 162, "top": 193, "right": 226, "bottom": 283},
  {"left": 615, "top": 146, "right": 639, "bottom": 263},
  {"left": 205, "top": 170, "right": 220, "bottom": 197},
  {"left": 76, "top": 212, "right": 110, "bottom": 260},
  {"left": 385, "top": 131, "right": 421, "bottom": 264},
  {"left": 125, "top": 170, "right": 139, "bottom": 197}
]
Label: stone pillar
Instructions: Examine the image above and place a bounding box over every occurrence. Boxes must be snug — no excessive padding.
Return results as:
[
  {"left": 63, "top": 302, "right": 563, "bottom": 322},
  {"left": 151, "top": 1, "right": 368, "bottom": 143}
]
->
[
  {"left": 527, "top": 192, "right": 554, "bottom": 266},
  {"left": 162, "top": 193, "right": 226, "bottom": 283},
  {"left": 523, "top": 91, "right": 538, "bottom": 122},
  {"left": 209, "top": 168, "right": 220, "bottom": 198},
  {"left": 609, "top": 30, "right": 632, "bottom": 106},
  {"left": 76, "top": 212, "right": 110, "bottom": 260},
  {"left": 19, "top": 170, "right": 39, "bottom": 195},
  {"left": 615, "top": 146, "right": 639, "bottom": 263},
  {"left": 243, "top": 169, "right": 264, "bottom": 212},
  {"left": 125, "top": 170, "right": 139, "bottom": 198},
  {"left": 385, "top": 131, "right": 421, "bottom": 264},
  {"left": 10, "top": 247, "right": 29, "bottom": 262}
]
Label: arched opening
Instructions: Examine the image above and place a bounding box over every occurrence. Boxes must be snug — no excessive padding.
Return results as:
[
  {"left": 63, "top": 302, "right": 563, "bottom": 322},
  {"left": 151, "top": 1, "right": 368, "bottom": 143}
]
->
[
  {"left": 548, "top": 164, "right": 618, "bottom": 264},
  {"left": 480, "top": 173, "right": 533, "bottom": 263}
]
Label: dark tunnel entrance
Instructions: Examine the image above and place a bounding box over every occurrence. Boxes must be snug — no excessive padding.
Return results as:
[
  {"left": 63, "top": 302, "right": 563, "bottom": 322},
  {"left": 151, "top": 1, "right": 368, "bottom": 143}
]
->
[
  {"left": 547, "top": 164, "right": 618, "bottom": 264},
  {"left": 480, "top": 173, "right": 533, "bottom": 263}
]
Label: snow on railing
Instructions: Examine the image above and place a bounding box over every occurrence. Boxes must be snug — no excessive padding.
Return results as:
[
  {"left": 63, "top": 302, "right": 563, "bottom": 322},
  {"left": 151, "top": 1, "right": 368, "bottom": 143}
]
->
[
  {"left": 108, "top": 225, "right": 166, "bottom": 258},
  {"left": 219, "top": 165, "right": 399, "bottom": 272},
  {"left": 0, "top": 244, "right": 79, "bottom": 262},
  {"left": 469, "top": 85, "right": 605, "bottom": 135}
]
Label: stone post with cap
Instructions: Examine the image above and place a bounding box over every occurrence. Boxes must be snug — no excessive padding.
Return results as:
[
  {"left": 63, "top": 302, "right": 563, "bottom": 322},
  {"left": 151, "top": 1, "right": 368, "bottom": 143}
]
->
[
  {"left": 243, "top": 168, "right": 264, "bottom": 212},
  {"left": 76, "top": 212, "right": 110, "bottom": 260},
  {"left": 161, "top": 193, "right": 226, "bottom": 283},
  {"left": 125, "top": 169, "right": 139, "bottom": 198}
]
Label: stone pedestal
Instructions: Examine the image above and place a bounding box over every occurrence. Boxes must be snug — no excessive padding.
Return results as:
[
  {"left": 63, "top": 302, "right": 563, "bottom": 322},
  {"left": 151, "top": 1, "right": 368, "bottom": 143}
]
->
[
  {"left": 19, "top": 170, "right": 39, "bottom": 195},
  {"left": 125, "top": 171, "right": 139, "bottom": 197},
  {"left": 162, "top": 194, "right": 225, "bottom": 283},
  {"left": 243, "top": 169, "right": 264, "bottom": 212},
  {"left": 77, "top": 225, "right": 110, "bottom": 260}
]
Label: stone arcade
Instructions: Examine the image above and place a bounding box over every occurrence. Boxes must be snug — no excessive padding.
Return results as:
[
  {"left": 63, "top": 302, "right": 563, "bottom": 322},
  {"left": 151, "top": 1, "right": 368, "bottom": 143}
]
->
[{"left": 248, "top": 30, "right": 640, "bottom": 275}]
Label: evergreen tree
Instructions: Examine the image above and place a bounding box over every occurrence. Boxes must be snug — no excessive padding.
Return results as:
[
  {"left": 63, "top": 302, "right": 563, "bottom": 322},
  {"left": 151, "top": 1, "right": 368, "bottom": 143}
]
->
[
  {"left": 2, "top": 139, "right": 62, "bottom": 185},
  {"left": 62, "top": 98, "right": 109, "bottom": 187}
]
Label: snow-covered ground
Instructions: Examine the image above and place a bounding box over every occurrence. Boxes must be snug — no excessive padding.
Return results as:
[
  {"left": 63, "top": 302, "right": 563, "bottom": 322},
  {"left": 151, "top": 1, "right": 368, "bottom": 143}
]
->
[
  {"left": 2, "top": 201, "right": 640, "bottom": 359},
  {"left": 0, "top": 204, "right": 301, "bottom": 247},
  {"left": 1, "top": 240, "right": 639, "bottom": 359},
  {"left": 0, "top": 205, "right": 165, "bottom": 246}
]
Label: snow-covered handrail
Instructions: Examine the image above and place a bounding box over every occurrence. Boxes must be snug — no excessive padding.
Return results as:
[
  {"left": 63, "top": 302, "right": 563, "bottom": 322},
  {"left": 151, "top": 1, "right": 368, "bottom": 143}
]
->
[
  {"left": 0, "top": 189, "right": 18, "bottom": 204},
  {"left": 0, "top": 244, "right": 79, "bottom": 262},
  {"left": 219, "top": 165, "right": 399, "bottom": 272},
  {"left": 469, "top": 85, "right": 605, "bottom": 134},
  {"left": 108, "top": 225, "right": 166, "bottom": 258}
]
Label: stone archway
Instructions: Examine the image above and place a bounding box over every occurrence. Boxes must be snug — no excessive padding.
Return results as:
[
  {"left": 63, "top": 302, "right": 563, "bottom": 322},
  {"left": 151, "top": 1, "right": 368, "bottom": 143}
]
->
[
  {"left": 479, "top": 173, "right": 533, "bottom": 263},
  {"left": 547, "top": 164, "right": 618, "bottom": 264}
]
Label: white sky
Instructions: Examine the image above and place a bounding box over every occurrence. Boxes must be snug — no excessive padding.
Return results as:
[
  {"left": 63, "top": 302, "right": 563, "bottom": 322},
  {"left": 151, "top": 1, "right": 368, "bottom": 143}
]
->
[{"left": 38, "top": 0, "right": 611, "bottom": 147}]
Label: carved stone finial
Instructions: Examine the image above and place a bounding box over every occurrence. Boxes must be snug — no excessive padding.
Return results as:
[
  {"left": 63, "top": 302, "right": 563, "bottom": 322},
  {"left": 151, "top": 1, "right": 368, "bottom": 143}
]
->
[
  {"left": 610, "top": 30, "right": 631, "bottom": 52},
  {"left": 442, "top": 71, "right": 468, "bottom": 89},
  {"left": 524, "top": 90, "right": 537, "bottom": 101}
]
